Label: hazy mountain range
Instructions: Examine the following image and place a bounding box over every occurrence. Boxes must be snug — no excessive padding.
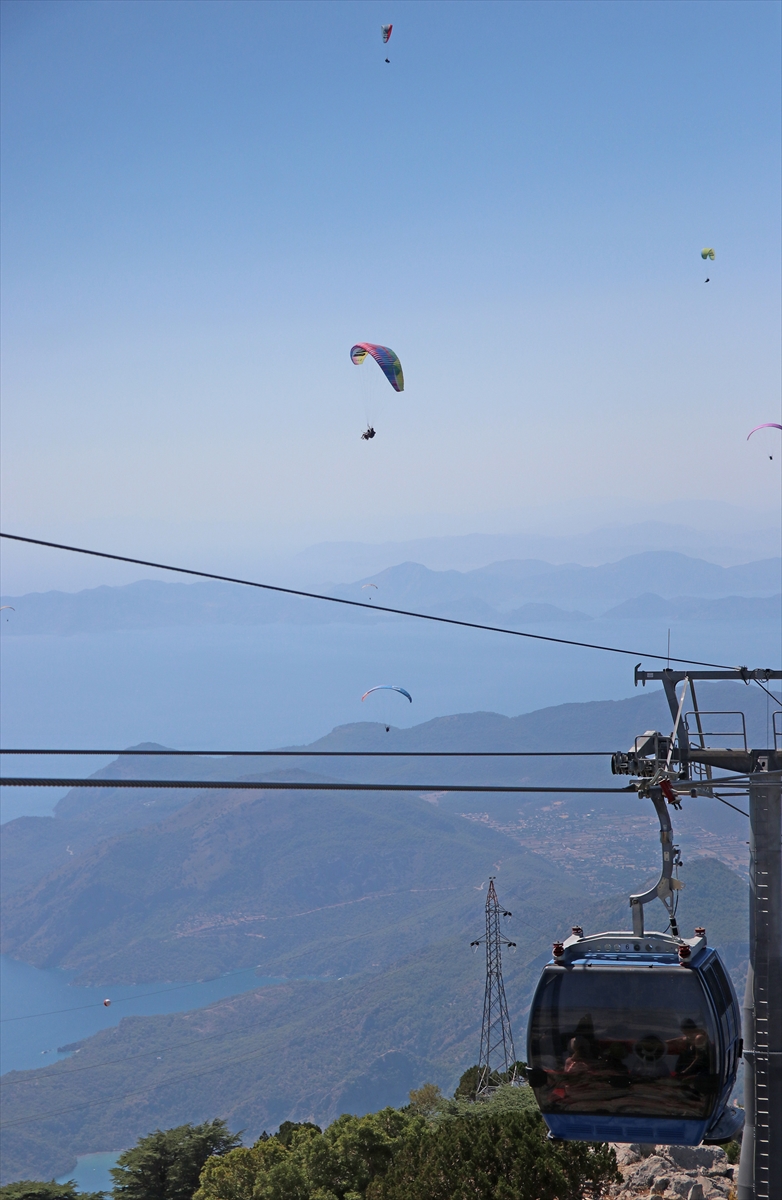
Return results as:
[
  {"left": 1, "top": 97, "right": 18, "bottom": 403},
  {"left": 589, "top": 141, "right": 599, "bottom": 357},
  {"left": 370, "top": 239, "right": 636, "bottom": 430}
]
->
[
  {"left": 1, "top": 550, "right": 779, "bottom": 634},
  {"left": 288, "top": 520, "right": 782, "bottom": 576}
]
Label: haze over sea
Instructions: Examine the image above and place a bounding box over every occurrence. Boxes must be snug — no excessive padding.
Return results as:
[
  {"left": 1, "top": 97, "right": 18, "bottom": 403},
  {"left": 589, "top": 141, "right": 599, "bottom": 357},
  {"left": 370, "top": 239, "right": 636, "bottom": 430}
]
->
[{"left": 2, "top": 615, "right": 778, "bottom": 823}]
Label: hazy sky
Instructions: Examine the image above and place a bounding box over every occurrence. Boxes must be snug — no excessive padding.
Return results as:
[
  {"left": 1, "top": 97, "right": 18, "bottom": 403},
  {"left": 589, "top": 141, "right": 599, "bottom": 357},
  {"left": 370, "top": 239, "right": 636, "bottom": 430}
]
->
[{"left": 1, "top": 0, "right": 780, "bottom": 589}]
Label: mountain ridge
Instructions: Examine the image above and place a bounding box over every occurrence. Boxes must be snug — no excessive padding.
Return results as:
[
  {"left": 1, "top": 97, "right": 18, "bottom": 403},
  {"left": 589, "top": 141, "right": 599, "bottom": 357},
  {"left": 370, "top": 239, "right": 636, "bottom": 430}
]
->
[{"left": 2, "top": 551, "right": 779, "bottom": 634}]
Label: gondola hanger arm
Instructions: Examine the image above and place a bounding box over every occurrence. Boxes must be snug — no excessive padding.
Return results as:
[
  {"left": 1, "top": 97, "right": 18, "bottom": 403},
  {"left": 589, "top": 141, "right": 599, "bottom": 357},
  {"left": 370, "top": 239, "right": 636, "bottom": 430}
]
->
[{"left": 629, "top": 786, "right": 682, "bottom": 938}]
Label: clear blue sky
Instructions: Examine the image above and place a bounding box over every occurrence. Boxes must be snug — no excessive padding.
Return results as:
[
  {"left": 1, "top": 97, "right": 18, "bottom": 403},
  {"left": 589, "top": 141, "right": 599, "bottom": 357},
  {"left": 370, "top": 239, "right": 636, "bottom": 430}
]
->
[{"left": 1, "top": 0, "right": 780, "bottom": 587}]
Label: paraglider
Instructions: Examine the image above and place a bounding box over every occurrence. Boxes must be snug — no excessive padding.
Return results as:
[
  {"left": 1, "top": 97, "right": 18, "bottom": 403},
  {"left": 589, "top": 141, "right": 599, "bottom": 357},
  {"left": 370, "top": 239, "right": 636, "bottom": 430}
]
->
[
  {"left": 351, "top": 344, "right": 404, "bottom": 392},
  {"left": 103, "top": 999, "right": 111, "bottom": 1007},
  {"left": 747, "top": 422, "right": 782, "bottom": 459},
  {"left": 361, "top": 685, "right": 412, "bottom": 703},
  {"left": 381, "top": 24, "right": 392, "bottom": 43},
  {"left": 361, "top": 684, "right": 412, "bottom": 732},
  {"left": 351, "top": 344, "right": 403, "bottom": 440},
  {"left": 701, "top": 248, "right": 715, "bottom": 282},
  {"left": 361, "top": 583, "right": 378, "bottom": 589}
]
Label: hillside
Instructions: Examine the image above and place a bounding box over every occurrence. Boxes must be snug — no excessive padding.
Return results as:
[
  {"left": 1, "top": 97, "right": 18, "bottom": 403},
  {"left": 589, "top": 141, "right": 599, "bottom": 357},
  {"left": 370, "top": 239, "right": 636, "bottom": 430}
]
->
[
  {"left": 0, "top": 781, "right": 582, "bottom": 984},
  {"left": 0, "top": 855, "right": 746, "bottom": 1184}
]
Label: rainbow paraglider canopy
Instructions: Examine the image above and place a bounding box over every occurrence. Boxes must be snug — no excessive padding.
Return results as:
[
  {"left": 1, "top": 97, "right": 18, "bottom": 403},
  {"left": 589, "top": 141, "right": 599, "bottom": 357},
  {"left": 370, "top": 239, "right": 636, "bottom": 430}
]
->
[{"left": 350, "top": 343, "right": 404, "bottom": 392}]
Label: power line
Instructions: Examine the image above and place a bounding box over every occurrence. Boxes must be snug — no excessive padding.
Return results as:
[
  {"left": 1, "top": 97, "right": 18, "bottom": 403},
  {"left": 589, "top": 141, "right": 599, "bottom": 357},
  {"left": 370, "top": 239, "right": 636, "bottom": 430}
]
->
[
  {"left": 0, "top": 777, "right": 635, "bottom": 793},
  {"left": 0, "top": 1012, "right": 273, "bottom": 1082},
  {"left": 0, "top": 748, "right": 611, "bottom": 757},
  {"left": 0, "top": 531, "right": 738, "bottom": 669},
  {"left": 0, "top": 1037, "right": 288, "bottom": 1129}
]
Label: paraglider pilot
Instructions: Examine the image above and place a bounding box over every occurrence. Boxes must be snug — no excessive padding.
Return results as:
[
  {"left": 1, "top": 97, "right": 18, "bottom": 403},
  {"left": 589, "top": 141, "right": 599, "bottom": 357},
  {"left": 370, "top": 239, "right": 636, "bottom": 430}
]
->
[{"left": 361, "top": 426, "right": 376, "bottom": 440}]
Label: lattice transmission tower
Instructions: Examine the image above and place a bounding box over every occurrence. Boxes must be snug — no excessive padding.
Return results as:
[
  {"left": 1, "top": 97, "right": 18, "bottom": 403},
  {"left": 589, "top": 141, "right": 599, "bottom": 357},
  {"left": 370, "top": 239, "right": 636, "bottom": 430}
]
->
[{"left": 471, "top": 877, "right": 518, "bottom": 1095}]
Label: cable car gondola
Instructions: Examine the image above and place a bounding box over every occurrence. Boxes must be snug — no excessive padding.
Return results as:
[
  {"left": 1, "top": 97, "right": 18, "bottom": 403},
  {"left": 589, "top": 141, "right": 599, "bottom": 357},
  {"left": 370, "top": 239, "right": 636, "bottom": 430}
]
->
[{"left": 526, "top": 785, "right": 743, "bottom": 1146}]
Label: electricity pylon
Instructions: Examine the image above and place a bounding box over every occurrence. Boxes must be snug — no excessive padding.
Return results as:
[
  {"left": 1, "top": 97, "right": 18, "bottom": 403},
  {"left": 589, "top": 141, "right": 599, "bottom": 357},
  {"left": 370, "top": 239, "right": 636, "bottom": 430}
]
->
[{"left": 471, "top": 877, "right": 518, "bottom": 1096}]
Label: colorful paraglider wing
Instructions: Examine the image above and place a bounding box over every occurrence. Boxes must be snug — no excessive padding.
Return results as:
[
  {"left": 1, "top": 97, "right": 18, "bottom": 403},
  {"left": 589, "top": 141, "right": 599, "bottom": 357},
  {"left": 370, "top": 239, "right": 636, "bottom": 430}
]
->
[
  {"left": 381, "top": 24, "right": 393, "bottom": 43},
  {"left": 361, "top": 685, "right": 413, "bottom": 703},
  {"left": 701, "top": 248, "right": 716, "bottom": 260},
  {"left": 747, "top": 423, "right": 782, "bottom": 440},
  {"left": 350, "top": 343, "right": 404, "bottom": 392}
]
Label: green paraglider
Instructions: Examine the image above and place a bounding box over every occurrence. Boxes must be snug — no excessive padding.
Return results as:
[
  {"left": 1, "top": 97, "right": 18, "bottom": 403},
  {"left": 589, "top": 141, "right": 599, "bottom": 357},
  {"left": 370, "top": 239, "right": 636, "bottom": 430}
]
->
[{"left": 701, "top": 248, "right": 715, "bottom": 261}]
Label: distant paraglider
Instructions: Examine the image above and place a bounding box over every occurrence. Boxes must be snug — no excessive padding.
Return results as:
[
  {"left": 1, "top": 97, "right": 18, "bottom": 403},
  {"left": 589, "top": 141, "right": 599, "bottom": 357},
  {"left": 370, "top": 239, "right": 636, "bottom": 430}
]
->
[
  {"left": 701, "top": 247, "right": 715, "bottom": 282},
  {"left": 361, "top": 685, "right": 412, "bottom": 704},
  {"left": 361, "top": 684, "right": 412, "bottom": 732},
  {"left": 103, "top": 999, "right": 111, "bottom": 1007},
  {"left": 381, "top": 24, "right": 392, "bottom": 61},
  {"left": 747, "top": 423, "right": 782, "bottom": 459}
]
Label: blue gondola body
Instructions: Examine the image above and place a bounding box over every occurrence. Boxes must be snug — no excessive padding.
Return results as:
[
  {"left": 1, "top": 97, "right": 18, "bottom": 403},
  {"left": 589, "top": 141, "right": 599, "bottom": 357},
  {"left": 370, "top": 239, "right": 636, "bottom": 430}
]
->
[{"left": 526, "top": 930, "right": 742, "bottom": 1145}]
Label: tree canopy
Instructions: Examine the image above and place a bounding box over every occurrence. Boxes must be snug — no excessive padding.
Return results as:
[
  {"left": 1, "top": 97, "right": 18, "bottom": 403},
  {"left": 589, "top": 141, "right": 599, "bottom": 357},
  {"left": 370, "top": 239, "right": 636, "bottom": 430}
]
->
[
  {"left": 194, "top": 1091, "right": 619, "bottom": 1200},
  {"left": 110, "top": 1120, "right": 241, "bottom": 1200},
  {"left": 367, "top": 1109, "right": 619, "bottom": 1200}
]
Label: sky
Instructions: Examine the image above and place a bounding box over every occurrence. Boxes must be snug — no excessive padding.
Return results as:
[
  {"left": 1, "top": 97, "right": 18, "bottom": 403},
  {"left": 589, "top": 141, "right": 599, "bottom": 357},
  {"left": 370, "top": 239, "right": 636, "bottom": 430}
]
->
[{"left": 1, "top": 0, "right": 781, "bottom": 592}]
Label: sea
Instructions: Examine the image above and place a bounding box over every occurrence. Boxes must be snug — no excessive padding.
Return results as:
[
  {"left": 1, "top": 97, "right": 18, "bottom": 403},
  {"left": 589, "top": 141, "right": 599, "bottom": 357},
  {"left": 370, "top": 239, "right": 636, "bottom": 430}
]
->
[{"left": 1, "top": 615, "right": 778, "bottom": 822}]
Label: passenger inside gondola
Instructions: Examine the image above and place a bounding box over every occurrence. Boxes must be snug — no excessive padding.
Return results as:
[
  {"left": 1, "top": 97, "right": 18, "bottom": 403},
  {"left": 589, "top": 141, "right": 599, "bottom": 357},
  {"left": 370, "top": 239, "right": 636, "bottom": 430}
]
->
[
  {"left": 564, "top": 1034, "right": 592, "bottom": 1077},
  {"left": 671, "top": 1018, "right": 711, "bottom": 1079}
]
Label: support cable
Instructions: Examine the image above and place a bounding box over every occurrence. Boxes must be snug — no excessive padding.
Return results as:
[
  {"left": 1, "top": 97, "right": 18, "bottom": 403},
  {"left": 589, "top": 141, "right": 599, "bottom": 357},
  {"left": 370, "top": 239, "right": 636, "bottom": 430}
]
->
[
  {"left": 753, "top": 677, "right": 782, "bottom": 706},
  {"left": 0, "top": 532, "right": 738, "bottom": 669},
  {"left": 0, "top": 778, "right": 636, "bottom": 793},
  {"left": 0, "top": 749, "right": 612, "bottom": 758},
  {"left": 713, "top": 794, "right": 750, "bottom": 818},
  {"left": 0, "top": 1014, "right": 260, "bottom": 1072}
]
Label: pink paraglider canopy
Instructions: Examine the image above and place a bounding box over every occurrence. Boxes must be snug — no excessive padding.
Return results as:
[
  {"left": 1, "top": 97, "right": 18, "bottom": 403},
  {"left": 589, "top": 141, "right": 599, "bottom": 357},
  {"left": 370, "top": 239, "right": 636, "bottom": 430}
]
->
[{"left": 747, "top": 423, "right": 782, "bottom": 440}]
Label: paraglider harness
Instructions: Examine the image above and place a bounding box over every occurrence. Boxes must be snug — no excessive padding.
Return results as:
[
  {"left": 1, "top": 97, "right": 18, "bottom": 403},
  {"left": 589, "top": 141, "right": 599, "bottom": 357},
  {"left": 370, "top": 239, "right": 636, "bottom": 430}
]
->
[{"left": 361, "top": 426, "right": 376, "bottom": 440}]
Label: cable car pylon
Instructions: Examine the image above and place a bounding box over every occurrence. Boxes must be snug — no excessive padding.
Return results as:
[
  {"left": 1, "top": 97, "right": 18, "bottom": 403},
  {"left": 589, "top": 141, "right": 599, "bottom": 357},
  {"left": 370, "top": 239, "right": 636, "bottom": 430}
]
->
[{"left": 471, "top": 877, "right": 519, "bottom": 1095}]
